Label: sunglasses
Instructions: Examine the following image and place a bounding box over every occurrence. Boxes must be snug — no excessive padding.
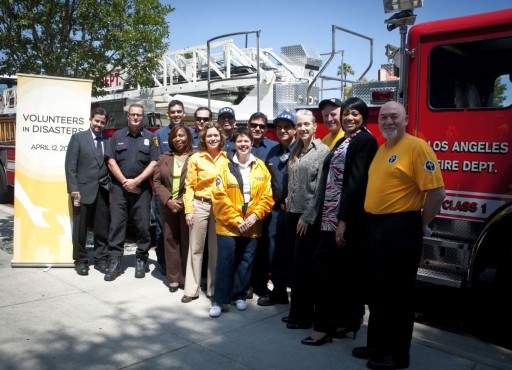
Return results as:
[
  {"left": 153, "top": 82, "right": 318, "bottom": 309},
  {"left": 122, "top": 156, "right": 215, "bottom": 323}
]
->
[
  {"left": 196, "top": 117, "right": 211, "bottom": 122},
  {"left": 249, "top": 123, "right": 267, "bottom": 129}
]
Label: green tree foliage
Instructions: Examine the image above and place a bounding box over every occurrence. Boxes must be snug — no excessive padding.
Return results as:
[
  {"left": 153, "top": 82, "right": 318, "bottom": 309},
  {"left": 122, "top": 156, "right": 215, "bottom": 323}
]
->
[
  {"left": 492, "top": 76, "right": 507, "bottom": 107},
  {"left": 337, "top": 63, "right": 355, "bottom": 81},
  {"left": 337, "top": 63, "right": 355, "bottom": 99},
  {"left": 0, "top": 0, "right": 174, "bottom": 96}
]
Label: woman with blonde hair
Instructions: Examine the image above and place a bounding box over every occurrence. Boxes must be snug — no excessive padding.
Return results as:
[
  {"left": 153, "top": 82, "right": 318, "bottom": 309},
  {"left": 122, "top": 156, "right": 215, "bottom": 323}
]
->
[
  {"left": 282, "top": 109, "right": 330, "bottom": 329},
  {"left": 181, "top": 122, "right": 228, "bottom": 303}
]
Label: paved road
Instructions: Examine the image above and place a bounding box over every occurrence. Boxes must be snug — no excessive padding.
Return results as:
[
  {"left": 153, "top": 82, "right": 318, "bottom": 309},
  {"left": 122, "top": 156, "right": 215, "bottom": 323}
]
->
[{"left": 1, "top": 204, "right": 511, "bottom": 370}]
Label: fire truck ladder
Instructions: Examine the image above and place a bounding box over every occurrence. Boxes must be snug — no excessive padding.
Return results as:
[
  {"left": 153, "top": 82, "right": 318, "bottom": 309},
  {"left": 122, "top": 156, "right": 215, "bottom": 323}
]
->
[{"left": 94, "top": 34, "right": 322, "bottom": 120}]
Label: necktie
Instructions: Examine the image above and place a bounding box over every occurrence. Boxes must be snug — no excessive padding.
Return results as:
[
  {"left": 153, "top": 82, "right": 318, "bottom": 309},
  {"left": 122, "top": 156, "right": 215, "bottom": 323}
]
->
[{"left": 95, "top": 136, "right": 104, "bottom": 160}]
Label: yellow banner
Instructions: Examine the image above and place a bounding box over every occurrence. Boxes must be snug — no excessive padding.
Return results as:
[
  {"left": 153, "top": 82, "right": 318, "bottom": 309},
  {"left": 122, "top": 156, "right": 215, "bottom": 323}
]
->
[{"left": 12, "top": 74, "right": 92, "bottom": 266}]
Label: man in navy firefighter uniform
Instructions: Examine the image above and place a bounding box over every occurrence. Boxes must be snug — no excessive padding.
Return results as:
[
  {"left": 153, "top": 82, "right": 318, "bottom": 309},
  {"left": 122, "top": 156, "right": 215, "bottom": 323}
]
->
[{"left": 104, "top": 103, "right": 159, "bottom": 281}]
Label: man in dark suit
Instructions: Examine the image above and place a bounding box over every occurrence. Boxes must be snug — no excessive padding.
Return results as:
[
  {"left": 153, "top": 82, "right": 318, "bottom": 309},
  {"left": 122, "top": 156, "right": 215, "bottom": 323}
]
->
[{"left": 65, "top": 107, "right": 112, "bottom": 276}]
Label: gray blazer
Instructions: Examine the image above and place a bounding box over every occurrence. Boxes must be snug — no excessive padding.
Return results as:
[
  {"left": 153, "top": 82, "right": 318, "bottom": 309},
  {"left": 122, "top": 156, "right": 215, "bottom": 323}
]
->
[
  {"left": 286, "top": 138, "right": 330, "bottom": 214},
  {"left": 65, "top": 129, "right": 111, "bottom": 204}
]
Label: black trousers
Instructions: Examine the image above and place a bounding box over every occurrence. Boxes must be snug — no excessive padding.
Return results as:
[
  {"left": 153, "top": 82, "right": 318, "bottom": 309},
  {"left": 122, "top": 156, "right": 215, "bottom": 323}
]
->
[
  {"left": 287, "top": 212, "right": 317, "bottom": 326},
  {"left": 250, "top": 206, "right": 290, "bottom": 295},
  {"left": 108, "top": 182, "right": 152, "bottom": 259},
  {"left": 366, "top": 211, "right": 422, "bottom": 362},
  {"left": 312, "top": 229, "right": 366, "bottom": 333},
  {"left": 72, "top": 187, "right": 110, "bottom": 265}
]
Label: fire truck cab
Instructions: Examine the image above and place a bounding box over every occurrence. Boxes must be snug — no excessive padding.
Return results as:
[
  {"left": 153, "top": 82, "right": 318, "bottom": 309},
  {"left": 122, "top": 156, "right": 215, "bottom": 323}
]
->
[{"left": 351, "top": 7, "right": 512, "bottom": 343}]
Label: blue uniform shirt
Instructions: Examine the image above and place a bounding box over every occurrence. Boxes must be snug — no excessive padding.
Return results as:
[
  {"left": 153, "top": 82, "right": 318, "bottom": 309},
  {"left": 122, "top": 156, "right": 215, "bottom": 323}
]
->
[
  {"left": 105, "top": 127, "right": 159, "bottom": 188},
  {"left": 252, "top": 137, "right": 278, "bottom": 161},
  {"left": 154, "top": 125, "right": 171, "bottom": 154},
  {"left": 265, "top": 139, "right": 298, "bottom": 204},
  {"left": 191, "top": 129, "right": 200, "bottom": 149}
]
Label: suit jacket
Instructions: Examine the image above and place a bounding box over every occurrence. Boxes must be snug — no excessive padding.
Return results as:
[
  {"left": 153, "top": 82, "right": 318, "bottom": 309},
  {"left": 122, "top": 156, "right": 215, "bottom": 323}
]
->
[
  {"left": 153, "top": 151, "right": 191, "bottom": 207},
  {"left": 65, "top": 129, "right": 112, "bottom": 205}
]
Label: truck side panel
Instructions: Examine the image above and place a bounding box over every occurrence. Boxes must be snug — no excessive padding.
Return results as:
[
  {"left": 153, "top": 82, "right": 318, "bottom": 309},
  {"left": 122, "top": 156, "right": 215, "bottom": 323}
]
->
[{"left": 403, "top": 11, "right": 512, "bottom": 317}]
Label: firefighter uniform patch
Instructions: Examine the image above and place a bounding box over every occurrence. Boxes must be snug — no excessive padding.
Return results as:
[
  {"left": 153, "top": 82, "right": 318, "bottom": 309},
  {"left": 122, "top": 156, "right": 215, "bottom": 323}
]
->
[
  {"left": 153, "top": 136, "right": 159, "bottom": 147},
  {"left": 424, "top": 159, "right": 436, "bottom": 173}
]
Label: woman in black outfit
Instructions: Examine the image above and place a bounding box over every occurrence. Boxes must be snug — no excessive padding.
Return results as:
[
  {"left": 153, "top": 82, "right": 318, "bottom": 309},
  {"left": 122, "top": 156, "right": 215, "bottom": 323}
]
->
[{"left": 298, "top": 97, "right": 378, "bottom": 346}]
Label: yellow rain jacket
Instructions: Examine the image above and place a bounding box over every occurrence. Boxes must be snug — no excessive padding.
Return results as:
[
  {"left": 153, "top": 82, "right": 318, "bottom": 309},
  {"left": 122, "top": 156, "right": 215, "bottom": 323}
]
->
[{"left": 212, "top": 156, "right": 274, "bottom": 237}]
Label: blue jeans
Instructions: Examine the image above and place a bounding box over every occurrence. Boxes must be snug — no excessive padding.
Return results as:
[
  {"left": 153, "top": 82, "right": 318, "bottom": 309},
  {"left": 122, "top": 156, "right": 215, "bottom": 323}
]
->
[{"left": 214, "top": 235, "right": 257, "bottom": 305}]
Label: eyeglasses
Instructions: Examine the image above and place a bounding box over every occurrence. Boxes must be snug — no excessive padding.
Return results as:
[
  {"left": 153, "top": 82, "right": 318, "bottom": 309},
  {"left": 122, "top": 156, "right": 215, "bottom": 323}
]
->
[
  {"left": 129, "top": 113, "right": 143, "bottom": 118},
  {"left": 196, "top": 117, "right": 211, "bottom": 122},
  {"left": 218, "top": 115, "right": 234, "bottom": 120},
  {"left": 249, "top": 123, "right": 267, "bottom": 130}
]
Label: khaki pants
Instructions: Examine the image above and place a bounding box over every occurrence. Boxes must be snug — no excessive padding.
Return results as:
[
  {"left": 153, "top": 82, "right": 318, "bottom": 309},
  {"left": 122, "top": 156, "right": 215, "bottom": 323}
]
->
[{"left": 183, "top": 199, "right": 217, "bottom": 297}]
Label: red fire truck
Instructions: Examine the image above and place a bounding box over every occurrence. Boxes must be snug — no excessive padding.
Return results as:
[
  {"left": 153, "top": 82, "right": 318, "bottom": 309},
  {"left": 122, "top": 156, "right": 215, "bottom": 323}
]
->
[
  {"left": 352, "top": 7, "right": 511, "bottom": 342},
  {"left": 1, "top": 5, "right": 511, "bottom": 342}
]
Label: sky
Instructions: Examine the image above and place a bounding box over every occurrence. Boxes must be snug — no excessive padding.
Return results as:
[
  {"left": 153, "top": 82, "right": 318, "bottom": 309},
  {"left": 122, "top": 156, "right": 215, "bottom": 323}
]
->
[{"left": 163, "top": 0, "right": 512, "bottom": 88}]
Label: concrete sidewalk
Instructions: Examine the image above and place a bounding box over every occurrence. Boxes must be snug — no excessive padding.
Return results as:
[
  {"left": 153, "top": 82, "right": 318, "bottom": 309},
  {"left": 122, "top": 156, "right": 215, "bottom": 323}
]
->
[{"left": 0, "top": 205, "right": 511, "bottom": 370}]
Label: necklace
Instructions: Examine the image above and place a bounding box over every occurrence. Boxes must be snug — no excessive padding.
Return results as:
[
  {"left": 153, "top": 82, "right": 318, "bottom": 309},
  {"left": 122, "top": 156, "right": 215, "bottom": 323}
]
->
[{"left": 175, "top": 154, "right": 187, "bottom": 168}]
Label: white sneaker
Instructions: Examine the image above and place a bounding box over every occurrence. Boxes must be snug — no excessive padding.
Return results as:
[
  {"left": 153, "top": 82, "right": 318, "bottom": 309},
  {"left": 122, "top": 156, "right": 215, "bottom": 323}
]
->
[
  {"left": 209, "top": 303, "right": 222, "bottom": 318},
  {"left": 235, "top": 299, "right": 247, "bottom": 311}
]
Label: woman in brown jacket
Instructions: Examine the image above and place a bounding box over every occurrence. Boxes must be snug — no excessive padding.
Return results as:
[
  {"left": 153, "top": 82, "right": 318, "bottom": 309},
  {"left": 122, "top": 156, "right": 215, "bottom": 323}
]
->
[{"left": 154, "top": 125, "right": 195, "bottom": 292}]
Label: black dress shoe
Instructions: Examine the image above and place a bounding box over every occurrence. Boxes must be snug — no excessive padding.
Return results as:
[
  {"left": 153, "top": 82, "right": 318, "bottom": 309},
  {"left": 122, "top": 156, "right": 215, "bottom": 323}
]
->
[
  {"left": 257, "top": 292, "right": 289, "bottom": 306},
  {"left": 257, "top": 294, "right": 272, "bottom": 306},
  {"left": 181, "top": 295, "right": 199, "bottom": 303},
  {"left": 352, "top": 346, "right": 377, "bottom": 360},
  {"left": 169, "top": 285, "right": 179, "bottom": 293},
  {"left": 367, "top": 355, "right": 410, "bottom": 370},
  {"left": 94, "top": 261, "right": 109, "bottom": 274},
  {"left": 300, "top": 334, "right": 332, "bottom": 346},
  {"left": 75, "top": 263, "right": 89, "bottom": 276}
]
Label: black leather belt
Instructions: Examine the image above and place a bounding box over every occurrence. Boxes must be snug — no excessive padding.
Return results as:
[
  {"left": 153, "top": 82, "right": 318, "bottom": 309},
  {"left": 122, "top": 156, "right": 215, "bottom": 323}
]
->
[{"left": 194, "top": 196, "right": 211, "bottom": 204}]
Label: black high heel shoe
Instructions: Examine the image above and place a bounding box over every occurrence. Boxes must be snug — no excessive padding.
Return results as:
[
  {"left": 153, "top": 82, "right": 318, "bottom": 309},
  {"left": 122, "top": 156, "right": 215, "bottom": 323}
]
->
[
  {"left": 301, "top": 334, "right": 332, "bottom": 346},
  {"left": 331, "top": 324, "right": 360, "bottom": 340}
]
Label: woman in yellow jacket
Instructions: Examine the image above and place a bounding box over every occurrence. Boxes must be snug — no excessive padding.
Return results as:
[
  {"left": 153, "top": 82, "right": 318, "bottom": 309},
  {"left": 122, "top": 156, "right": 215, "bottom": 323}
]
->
[
  {"left": 210, "top": 126, "right": 274, "bottom": 317},
  {"left": 181, "top": 122, "right": 229, "bottom": 303}
]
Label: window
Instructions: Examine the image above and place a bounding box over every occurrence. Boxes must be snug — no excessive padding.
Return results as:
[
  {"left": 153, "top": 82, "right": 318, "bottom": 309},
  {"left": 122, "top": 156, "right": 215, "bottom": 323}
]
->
[{"left": 429, "top": 36, "right": 512, "bottom": 109}]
